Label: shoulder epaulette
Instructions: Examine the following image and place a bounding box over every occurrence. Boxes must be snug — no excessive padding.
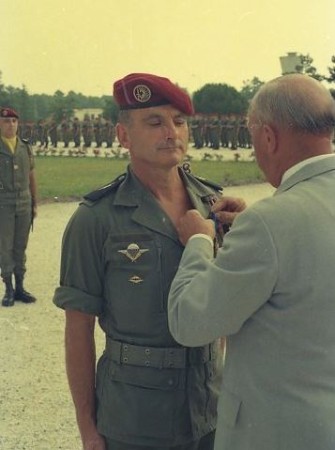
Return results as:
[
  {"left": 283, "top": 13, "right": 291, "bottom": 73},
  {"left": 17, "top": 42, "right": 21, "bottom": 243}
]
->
[
  {"left": 83, "top": 173, "right": 126, "bottom": 202},
  {"left": 194, "top": 175, "right": 223, "bottom": 192},
  {"left": 21, "top": 139, "right": 33, "bottom": 157}
]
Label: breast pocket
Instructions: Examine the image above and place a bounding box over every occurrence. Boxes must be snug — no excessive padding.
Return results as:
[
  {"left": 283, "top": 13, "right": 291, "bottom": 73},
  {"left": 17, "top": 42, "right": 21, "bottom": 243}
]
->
[
  {"left": 103, "top": 233, "right": 165, "bottom": 332},
  {"left": 0, "top": 155, "right": 12, "bottom": 190}
]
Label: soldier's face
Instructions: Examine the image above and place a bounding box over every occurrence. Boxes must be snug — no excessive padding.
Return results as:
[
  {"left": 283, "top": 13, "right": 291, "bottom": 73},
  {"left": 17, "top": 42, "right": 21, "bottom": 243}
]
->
[
  {"left": 117, "top": 105, "right": 189, "bottom": 170},
  {"left": 0, "top": 117, "right": 18, "bottom": 138}
]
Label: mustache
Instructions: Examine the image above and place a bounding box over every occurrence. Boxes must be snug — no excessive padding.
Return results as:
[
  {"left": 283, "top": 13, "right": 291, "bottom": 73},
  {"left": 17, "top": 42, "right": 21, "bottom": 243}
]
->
[{"left": 157, "top": 139, "right": 185, "bottom": 150}]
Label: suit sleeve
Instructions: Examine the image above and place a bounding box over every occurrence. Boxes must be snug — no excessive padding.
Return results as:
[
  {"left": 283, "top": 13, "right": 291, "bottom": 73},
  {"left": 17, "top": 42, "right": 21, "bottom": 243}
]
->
[{"left": 168, "top": 208, "right": 278, "bottom": 346}]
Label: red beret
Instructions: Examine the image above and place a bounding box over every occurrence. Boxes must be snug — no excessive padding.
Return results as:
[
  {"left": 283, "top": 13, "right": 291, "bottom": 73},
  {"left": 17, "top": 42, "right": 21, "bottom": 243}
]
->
[
  {"left": 113, "top": 73, "right": 194, "bottom": 116},
  {"left": 0, "top": 107, "right": 19, "bottom": 119}
]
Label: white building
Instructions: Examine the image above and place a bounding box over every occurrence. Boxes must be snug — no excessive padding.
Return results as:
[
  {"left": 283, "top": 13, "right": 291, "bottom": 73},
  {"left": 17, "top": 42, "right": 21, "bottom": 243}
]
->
[
  {"left": 279, "top": 52, "right": 302, "bottom": 75},
  {"left": 73, "top": 108, "right": 103, "bottom": 121}
]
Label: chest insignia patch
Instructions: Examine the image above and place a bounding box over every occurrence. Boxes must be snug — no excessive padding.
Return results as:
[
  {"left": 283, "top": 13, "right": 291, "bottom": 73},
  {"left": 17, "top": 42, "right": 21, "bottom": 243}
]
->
[
  {"left": 129, "top": 275, "right": 143, "bottom": 284},
  {"left": 118, "top": 243, "right": 149, "bottom": 262}
]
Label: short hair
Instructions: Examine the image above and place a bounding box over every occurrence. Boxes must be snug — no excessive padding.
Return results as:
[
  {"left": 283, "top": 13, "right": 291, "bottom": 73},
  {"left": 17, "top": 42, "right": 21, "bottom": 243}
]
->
[
  {"left": 249, "top": 74, "right": 335, "bottom": 135},
  {"left": 117, "top": 110, "right": 133, "bottom": 126}
]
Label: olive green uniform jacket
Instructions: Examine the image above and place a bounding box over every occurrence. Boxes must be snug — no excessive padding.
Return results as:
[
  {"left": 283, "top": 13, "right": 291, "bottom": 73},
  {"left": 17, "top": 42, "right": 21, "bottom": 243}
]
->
[
  {"left": 54, "top": 166, "right": 223, "bottom": 447},
  {"left": 0, "top": 137, "right": 34, "bottom": 277}
]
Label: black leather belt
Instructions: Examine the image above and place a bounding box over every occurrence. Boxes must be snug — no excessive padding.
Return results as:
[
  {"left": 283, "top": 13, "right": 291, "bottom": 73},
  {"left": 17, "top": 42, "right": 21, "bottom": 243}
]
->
[{"left": 105, "top": 338, "right": 216, "bottom": 369}]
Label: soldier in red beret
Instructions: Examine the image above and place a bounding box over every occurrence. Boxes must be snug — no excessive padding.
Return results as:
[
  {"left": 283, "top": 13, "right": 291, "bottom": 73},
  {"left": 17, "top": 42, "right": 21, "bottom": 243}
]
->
[
  {"left": 0, "top": 107, "right": 38, "bottom": 307},
  {"left": 54, "top": 74, "right": 245, "bottom": 450}
]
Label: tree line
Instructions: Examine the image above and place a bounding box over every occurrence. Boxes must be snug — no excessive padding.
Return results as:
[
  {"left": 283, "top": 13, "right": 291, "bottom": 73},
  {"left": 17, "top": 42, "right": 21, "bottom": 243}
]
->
[{"left": 1, "top": 54, "right": 334, "bottom": 123}]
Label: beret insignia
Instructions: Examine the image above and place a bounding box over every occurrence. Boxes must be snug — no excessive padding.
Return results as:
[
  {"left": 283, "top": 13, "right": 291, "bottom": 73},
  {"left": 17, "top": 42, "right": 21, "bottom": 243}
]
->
[{"left": 133, "top": 84, "right": 152, "bottom": 103}]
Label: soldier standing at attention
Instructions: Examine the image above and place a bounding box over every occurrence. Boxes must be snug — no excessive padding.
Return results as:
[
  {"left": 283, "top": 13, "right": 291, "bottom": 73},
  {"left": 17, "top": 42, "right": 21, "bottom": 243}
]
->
[
  {"left": 72, "top": 117, "right": 82, "bottom": 148},
  {"left": 53, "top": 73, "right": 245, "bottom": 450},
  {"left": 93, "top": 116, "right": 103, "bottom": 148},
  {"left": 103, "top": 119, "right": 115, "bottom": 148},
  {"left": 190, "top": 114, "right": 204, "bottom": 149},
  {"left": 82, "top": 114, "right": 93, "bottom": 148},
  {"left": 0, "top": 107, "right": 37, "bottom": 307},
  {"left": 48, "top": 119, "right": 59, "bottom": 149}
]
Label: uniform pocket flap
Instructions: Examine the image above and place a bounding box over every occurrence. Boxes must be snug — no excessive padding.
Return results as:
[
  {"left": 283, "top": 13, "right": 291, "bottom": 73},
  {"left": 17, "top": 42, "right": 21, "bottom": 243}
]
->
[{"left": 109, "top": 360, "right": 183, "bottom": 390}]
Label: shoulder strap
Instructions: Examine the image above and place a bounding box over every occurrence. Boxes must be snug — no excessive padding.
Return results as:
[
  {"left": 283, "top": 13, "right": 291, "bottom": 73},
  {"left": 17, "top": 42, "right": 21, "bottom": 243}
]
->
[
  {"left": 83, "top": 173, "right": 126, "bottom": 202},
  {"left": 21, "top": 138, "right": 33, "bottom": 156},
  {"left": 193, "top": 175, "right": 223, "bottom": 193}
]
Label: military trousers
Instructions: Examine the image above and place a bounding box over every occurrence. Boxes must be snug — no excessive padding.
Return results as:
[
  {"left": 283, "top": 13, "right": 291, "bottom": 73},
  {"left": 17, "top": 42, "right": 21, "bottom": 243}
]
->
[
  {"left": 0, "top": 202, "right": 31, "bottom": 278},
  {"left": 104, "top": 430, "right": 215, "bottom": 450}
]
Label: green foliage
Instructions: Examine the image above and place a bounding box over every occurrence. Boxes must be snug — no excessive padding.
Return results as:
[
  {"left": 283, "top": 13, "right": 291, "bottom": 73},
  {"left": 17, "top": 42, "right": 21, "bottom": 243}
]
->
[
  {"left": 240, "top": 77, "right": 265, "bottom": 103},
  {"left": 0, "top": 71, "right": 107, "bottom": 122},
  {"left": 295, "top": 54, "right": 323, "bottom": 81},
  {"left": 102, "top": 96, "right": 119, "bottom": 123},
  {"left": 34, "top": 156, "right": 264, "bottom": 202},
  {"left": 325, "top": 55, "right": 335, "bottom": 83},
  {"left": 193, "top": 83, "right": 248, "bottom": 115}
]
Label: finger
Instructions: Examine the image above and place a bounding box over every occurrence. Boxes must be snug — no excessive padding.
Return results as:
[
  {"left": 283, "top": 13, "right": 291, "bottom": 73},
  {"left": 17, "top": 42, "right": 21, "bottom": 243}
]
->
[
  {"left": 215, "top": 210, "right": 241, "bottom": 225},
  {"left": 212, "top": 197, "right": 246, "bottom": 213}
]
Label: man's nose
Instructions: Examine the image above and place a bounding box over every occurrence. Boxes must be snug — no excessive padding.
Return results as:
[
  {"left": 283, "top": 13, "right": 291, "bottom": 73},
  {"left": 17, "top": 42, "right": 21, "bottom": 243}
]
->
[{"left": 163, "top": 123, "right": 178, "bottom": 140}]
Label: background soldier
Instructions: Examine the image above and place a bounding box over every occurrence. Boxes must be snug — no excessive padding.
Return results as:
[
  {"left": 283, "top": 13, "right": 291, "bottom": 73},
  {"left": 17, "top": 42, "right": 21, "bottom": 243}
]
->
[
  {"left": 60, "top": 117, "right": 71, "bottom": 148},
  {"left": 72, "top": 117, "right": 81, "bottom": 148},
  {"left": 208, "top": 114, "right": 221, "bottom": 149},
  {"left": 190, "top": 114, "right": 204, "bottom": 149},
  {"left": 236, "top": 114, "right": 250, "bottom": 149},
  {"left": 0, "top": 107, "right": 37, "bottom": 307},
  {"left": 37, "top": 119, "right": 49, "bottom": 149},
  {"left": 93, "top": 116, "right": 103, "bottom": 148},
  {"left": 227, "top": 113, "right": 238, "bottom": 150},
  {"left": 48, "top": 119, "right": 59, "bottom": 148},
  {"left": 82, "top": 114, "right": 93, "bottom": 148},
  {"left": 103, "top": 119, "right": 115, "bottom": 148},
  {"left": 220, "top": 114, "right": 229, "bottom": 148}
]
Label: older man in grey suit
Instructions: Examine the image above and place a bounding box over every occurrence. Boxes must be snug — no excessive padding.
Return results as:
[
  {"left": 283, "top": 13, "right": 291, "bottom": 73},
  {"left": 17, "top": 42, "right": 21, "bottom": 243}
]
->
[{"left": 168, "top": 74, "right": 335, "bottom": 450}]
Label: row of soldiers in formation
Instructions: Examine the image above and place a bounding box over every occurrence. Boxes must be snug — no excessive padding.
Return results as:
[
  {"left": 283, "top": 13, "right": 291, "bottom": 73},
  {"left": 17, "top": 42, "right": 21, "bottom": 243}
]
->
[
  {"left": 17, "top": 113, "right": 252, "bottom": 151},
  {"left": 190, "top": 114, "right": 252, "bottom": 150},
  {"left": 18, "top": 115, "right": 116, "bottom": 149}
]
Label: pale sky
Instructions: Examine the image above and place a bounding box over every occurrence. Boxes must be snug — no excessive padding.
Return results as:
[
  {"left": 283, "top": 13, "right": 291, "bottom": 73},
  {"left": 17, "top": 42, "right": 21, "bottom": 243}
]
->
[{"left": 1, "top": 0, "right": 334, "bottom": 97}]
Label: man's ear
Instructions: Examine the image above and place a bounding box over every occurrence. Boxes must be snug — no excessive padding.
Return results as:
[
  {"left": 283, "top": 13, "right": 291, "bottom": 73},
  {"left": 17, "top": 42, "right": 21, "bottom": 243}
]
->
[
  {"left": 263, "top": 124, "right": 277, "bottom": 154},
  {"left": 116, "top": 123, "right": 130, "bottom": 149}
]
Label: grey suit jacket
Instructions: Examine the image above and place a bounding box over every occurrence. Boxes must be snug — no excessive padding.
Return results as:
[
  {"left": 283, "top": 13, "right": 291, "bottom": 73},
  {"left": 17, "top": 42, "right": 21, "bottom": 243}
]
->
[{"left": 168, "top": 157, "right": 335, "bottom": 450}]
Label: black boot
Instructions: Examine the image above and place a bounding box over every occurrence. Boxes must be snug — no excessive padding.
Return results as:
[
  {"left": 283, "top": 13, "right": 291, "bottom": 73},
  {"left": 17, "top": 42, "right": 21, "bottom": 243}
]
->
[
  {"left": 2, "top": 276, "right": 15, "bottom": 307},
  {"left": 14, "top": 274, "right": 36, "bottom": 304}
]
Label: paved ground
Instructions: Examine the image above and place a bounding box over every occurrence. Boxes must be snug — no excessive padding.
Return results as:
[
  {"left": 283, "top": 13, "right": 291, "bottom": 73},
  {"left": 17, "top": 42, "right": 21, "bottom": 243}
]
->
[{"left": 0, "top": 183, "right": 274, "bottom": 450}]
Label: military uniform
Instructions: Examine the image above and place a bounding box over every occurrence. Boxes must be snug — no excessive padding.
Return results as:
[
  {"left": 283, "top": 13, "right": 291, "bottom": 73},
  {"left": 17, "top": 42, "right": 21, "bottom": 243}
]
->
[
  {"left": 54, "top": 166, "right": 223, "bottom": 448},
  {"left": 208, "top": 116, "right": 221, "bottom": 150},
  {"left": 227, "top": 115, "right": 238, "bottom": 150},
  {"left": 72, "top": 118, "right": 81, "bottom": 148},
  {"left": 60, "top": 119, "right": 71, "bottom": 148},
  {"left": 48, "top": 120, "right": 59, "bottom": 148},
  {"left": 190, "top": 117, "right": 204, "bottom": 149},
  {"left": 82, "top": 116, "right": 93, "bottom": 148},
  {"left": 36, "top": 120, "right": 49, "bottom": 148},
  {"left": 0, "top": 132, "right": 36, "bottom": 305},
  {"left": 93, "top": 117, "right": 103, "bottom": 147},
  {"left": 102, "top": 119, "right": 115, "bottom": 148}
]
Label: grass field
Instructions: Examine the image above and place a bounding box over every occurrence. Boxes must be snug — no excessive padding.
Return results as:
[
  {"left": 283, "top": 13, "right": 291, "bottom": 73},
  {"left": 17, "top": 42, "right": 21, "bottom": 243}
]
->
[{"left": 35, "top": 156, "right": 265, "bottom": 201}]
